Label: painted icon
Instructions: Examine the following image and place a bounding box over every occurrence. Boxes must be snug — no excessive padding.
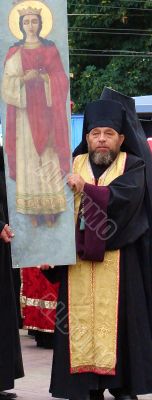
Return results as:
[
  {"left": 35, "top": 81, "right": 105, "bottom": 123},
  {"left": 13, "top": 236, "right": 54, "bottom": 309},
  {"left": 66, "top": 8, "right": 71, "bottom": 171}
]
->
[{"left": 2, "top": 0, "right": 70, "bottom": 228}]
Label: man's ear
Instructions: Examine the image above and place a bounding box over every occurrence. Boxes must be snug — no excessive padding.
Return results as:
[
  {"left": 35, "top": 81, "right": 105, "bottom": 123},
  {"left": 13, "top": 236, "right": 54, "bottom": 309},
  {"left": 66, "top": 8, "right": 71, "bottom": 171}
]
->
[
  {"left": 120, "top": 134, "right": 125, "bottom": 147},
  {"left": 86, "top": 133, "right": 89, "bottom": 145}
]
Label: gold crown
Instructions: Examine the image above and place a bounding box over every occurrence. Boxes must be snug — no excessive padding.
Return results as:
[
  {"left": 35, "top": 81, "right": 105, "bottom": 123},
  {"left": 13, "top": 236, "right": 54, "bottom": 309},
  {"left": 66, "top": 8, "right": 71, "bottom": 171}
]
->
[{"left": 18, "top": 7, "right": 42, "bottom": 17}]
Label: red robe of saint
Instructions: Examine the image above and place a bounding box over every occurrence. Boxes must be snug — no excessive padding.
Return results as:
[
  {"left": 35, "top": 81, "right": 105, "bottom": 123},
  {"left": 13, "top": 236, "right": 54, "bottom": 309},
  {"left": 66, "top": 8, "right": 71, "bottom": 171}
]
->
[{"left": 4, "top": 42, "right": 70, "bottom": 180}]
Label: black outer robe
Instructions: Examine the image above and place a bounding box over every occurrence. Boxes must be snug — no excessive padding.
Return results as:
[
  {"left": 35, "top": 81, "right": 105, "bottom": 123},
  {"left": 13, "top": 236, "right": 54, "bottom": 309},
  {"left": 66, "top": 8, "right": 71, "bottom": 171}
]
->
[
  {"left": 44, "top": 153, "right": 152, "bottom": 398},
  {"left": 0, "top": 170, "right": 24, "bottom": 390}
]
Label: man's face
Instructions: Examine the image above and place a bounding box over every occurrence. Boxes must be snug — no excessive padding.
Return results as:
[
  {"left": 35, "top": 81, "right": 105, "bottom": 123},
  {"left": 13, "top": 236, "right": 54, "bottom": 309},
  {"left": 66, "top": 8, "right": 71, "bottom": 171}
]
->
[{"left": 86, "top": 127, "right": 125, "bottom": 165}]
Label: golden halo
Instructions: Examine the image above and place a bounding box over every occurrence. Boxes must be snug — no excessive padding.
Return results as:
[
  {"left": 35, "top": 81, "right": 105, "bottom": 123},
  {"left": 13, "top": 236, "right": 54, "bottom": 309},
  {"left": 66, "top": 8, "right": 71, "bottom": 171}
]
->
[{"left": 9, "top": 0, "right": 53, "bottom": 39}]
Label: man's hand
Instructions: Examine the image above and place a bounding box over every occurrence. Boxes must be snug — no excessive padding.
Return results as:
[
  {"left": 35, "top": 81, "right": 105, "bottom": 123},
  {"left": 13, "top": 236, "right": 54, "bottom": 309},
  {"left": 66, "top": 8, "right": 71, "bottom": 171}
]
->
[
  {"left": 38, "top": 265, "right": 55, "bottom": 270},
  {"left": 0, "top": 224, "right": 15, "bottom": 243},
  {"left": 67, "top": 174, "right": 85, "bottom": 193}
]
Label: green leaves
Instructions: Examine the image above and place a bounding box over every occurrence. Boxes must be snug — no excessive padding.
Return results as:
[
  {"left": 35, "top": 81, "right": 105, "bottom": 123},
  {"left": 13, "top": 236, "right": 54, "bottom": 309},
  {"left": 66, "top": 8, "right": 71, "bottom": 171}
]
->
[{"left": 68, "top": 0, "right": 152, "bottom": 111}]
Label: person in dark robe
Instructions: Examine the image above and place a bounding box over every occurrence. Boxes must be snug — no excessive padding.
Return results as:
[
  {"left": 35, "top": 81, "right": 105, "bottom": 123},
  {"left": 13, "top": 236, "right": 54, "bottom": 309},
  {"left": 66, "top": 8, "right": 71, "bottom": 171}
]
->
[
  {"left": 42, "top": 93, "right": 152, "bottom": 400},
  {"left": 0, "top": 147, "right": 24, "bottom": 399}
]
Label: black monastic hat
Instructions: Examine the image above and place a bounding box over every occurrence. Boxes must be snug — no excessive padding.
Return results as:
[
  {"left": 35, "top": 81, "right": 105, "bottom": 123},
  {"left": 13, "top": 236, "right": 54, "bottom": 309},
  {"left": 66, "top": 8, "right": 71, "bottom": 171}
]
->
[
  {"left": 83, "top": 99, "right": 125, "bottom": 135},
  {"left": 73, "top": 87, "right": 152, "bottom": 207},
  {"left": 100, "top": 87, "right": 152, "bottom": 205},
  {"left": 100, "top": 87, "right": 151, "bottom": 155},
  {"left": 73, "top": 99, "right": 126, "bottom": 156}
]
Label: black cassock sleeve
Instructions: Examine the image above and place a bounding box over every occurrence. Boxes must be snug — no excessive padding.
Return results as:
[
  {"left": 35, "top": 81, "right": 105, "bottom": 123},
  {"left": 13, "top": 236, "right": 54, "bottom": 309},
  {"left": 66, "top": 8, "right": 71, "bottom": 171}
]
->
[
  {"left": 83, "top": 154, "right": 149, "bottom": 252},
  {"left": 0, "top": 221, "right": 5, "bottom": 233},
  {"left": 107, "top": 155, "right": 149, "bottom": 249},
  {"left": 0, "top": 171, "right": 7, "bottom": 234}
]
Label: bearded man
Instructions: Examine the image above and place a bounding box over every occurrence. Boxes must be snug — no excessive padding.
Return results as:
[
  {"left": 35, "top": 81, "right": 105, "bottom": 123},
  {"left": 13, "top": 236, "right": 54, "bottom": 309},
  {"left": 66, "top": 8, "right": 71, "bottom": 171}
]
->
[{"left": 43, "top": 98, "right": 152, "bottom": 400}]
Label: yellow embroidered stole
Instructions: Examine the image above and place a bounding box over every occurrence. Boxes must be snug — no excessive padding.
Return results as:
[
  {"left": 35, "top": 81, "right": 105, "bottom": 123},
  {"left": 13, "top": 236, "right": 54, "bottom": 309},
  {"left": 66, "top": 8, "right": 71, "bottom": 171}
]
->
[{"left": 68, "top": 151, "right": 127, "bottom": 374}]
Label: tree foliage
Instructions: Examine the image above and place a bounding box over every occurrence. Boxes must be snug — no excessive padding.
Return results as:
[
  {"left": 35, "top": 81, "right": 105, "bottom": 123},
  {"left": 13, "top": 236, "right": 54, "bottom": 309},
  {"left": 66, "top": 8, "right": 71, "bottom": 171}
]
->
[{"left": 67, "top": 0, "right": 152, "bottom": 111}]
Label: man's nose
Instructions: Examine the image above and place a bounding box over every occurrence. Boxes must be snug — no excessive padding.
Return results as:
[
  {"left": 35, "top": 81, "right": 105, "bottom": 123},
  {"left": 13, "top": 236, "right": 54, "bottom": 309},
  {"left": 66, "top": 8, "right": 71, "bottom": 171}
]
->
[{"left": 98, "top": 134, "right": 106, "bottom": 141}]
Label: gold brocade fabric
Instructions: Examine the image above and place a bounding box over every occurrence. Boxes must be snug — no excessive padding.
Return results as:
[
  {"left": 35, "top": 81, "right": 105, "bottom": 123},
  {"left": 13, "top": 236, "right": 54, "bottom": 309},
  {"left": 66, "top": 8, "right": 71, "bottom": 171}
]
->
[
  {"left": 68, "top": 151, "right": 127, "bottom": 374},
  {"left": 21, "top": 296, "right": 57, "bottom": 310}
]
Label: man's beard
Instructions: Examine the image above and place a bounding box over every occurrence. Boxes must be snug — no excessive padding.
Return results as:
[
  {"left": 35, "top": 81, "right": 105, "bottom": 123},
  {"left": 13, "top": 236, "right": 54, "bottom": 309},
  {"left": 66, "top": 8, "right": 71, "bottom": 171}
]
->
[{"left": 89, "top": 149, "right": 118, "bottom": 166}]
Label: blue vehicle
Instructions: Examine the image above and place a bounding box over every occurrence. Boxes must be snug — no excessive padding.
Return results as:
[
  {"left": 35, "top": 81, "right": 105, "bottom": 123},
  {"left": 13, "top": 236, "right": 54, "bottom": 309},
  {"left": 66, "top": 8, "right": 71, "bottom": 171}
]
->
[
  {"left": 134, "top": 95, "right": 152, "bottom": 139},
  {"left": 134, "top": 95, "right": 152, "bottom": 151}
]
